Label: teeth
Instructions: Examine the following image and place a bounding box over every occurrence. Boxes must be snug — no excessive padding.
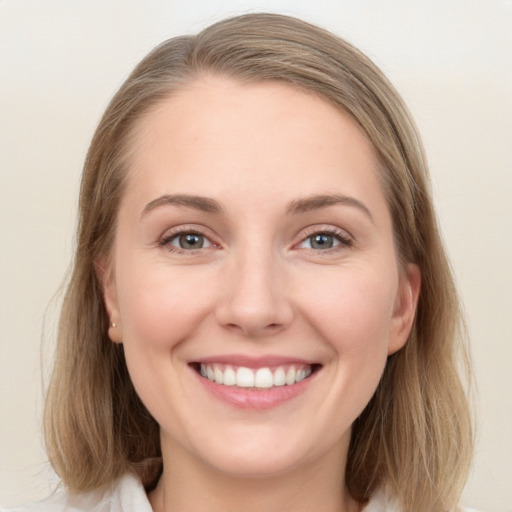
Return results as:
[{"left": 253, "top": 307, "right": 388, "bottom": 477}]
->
[
  {"left": 223, "top": 366, "right": 236, "bottom": 386},
  {"left": 199, "top": 363, "right": 313, "bottom": 389},
  {"left": 285, "top": 366, "right": 296, "bottom": 385},
  {"left": 236, "top": 367, "right": 255, "bottom": 387},
  {"left": 254, "top": 368, "right": 273, "bottom": 388},
  {"left": 214, "top": 366, "right": 223, "bottom": 384},
  {"left": 273, "top": 367, "right": 286, "bottom": 387}
]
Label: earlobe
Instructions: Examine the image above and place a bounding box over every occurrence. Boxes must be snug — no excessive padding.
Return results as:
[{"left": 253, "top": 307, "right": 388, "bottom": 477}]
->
[
  {"left": 108, "top": 319, "right": 122, "bottom": 344},
  {"left": 388, "top": 263, "right": 421, "bottom": 355},
  {"left": 95, "top": 259, "right": 123, "bottom": 344}
]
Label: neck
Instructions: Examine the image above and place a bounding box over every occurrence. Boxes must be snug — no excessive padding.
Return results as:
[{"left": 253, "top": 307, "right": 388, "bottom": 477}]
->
[{"left": 148, "top": 434, "right": 359, "bottom": 512}]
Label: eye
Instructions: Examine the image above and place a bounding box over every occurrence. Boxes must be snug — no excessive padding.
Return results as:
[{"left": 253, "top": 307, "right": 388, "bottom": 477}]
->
[
  {"left": 304, "top": 233, "right": 339, "bottom": 250},
  {"left": 297, "top": 229, "right": 353, "bottom": 251},
  {"left": 161, "top": 231, "right": 214, "bottom": 251}
]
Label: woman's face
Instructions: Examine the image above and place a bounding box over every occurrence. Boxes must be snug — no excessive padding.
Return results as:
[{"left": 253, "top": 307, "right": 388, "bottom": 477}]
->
[{"left": 103, "top": 76, "right": 419, "bottom": 478}]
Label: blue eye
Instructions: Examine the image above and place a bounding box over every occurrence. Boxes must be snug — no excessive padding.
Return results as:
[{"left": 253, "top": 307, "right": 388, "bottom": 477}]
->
[
  {"left": 298, "top": 230, "right": 352, "bottom": 251},
  {"left": 176, "top": 233, "right": 205, "bottom": 249},
  {"left": 163, "top": 232, "right": 213, "bottom": 251},
  {"left": 303, "top": 233, "right": 339, "bottom": 250}
]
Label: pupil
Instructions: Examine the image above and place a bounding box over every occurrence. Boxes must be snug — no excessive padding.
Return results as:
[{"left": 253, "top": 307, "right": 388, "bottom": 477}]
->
[
  {"left": 311, "top": 234, "right": 333, "bottom": 249},
  {"left": 179, "top": 233, "right": 203, "bottom": 249}
]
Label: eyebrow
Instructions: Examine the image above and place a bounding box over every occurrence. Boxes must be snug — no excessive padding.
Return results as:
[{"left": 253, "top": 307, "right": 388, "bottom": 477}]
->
[
  {"left": 141, "top": 194, "right": 223, "bottom": 217},
  {"left": 141, "top": 192, "right": 373, "bottom": 222},
  {"left": 286, "top": 194, "right": 374, "bottom": 222}
]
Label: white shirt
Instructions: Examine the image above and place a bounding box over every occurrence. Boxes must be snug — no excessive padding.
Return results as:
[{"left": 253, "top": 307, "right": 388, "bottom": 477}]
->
[{"left": 1, "top": 473, "right": 479, "bottom": 512}]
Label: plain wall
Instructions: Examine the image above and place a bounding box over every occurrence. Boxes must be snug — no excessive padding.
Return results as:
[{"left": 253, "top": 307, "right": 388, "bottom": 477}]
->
[{"left": 1, "top": 1, "right": 511, "bottom": 510}]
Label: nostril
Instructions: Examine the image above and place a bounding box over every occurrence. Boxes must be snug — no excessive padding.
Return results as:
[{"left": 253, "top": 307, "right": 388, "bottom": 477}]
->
[
  {"left": 226, "top": 323, "right": 243, "bottom": 331},
  {"left": 222, "top": 321, "right": 284, "bottom": 337}
]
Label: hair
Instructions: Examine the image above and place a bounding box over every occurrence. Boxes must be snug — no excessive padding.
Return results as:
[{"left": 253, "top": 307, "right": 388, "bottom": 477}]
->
[{"left": 44, "top": 12, "right": 473, "bottom": 512}]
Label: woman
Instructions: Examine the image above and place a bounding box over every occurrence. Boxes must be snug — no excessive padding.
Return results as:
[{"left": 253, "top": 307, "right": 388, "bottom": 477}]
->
[{"left": 6, "top": 13, "right": 473, "bottom": 512}]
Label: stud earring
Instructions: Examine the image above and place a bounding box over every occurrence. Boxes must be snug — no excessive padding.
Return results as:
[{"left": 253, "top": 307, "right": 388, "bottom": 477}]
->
[{"left": 111, "top": 321, "right": 117, "bottom": 328}]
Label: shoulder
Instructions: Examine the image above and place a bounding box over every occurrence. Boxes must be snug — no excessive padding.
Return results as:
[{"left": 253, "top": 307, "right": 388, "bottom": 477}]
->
[
  {"left": 363, "top": 488, "right": 400, "bottom": 512},
  {"left": 0, "top": 473, "right": 152, "bottom": 512}
]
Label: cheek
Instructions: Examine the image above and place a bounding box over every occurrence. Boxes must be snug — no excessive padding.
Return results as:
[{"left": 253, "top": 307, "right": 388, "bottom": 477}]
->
[
  {"left": 114, "top": 258, "right": 219, "bottom": 426},
  {"left": 298, "top": 264, "right": 398, "bottom": 369},
  {"left": 115, "top": 257, "right": 217, "bottom": 351},
  {"left": 317, "top": 271, "right": 397, "bottom": 419}
]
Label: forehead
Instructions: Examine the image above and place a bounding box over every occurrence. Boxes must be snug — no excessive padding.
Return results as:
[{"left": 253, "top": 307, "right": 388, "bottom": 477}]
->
[{"left": 123, "top": 76, "right": 386, "bottom": 217}]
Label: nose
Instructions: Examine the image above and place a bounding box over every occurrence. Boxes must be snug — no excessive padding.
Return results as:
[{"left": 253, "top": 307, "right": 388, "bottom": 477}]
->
[{"left": 215, "top": 249, "right": 294, "bottom": 338}]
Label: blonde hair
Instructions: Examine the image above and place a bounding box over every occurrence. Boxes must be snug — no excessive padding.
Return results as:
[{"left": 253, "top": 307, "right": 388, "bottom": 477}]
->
[{"left": 45, "top": 13, "right": 473, "bottom": 511}]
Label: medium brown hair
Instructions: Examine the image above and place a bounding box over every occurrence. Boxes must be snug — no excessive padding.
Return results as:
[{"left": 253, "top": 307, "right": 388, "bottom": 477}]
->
[{"left": 45, "top": 13, "right": 473, "bottom": 512}]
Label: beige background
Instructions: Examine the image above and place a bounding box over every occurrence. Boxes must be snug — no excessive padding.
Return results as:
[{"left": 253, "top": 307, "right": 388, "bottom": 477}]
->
[{"left": 1, "top": 1, "right": 511, "bottom": 510}]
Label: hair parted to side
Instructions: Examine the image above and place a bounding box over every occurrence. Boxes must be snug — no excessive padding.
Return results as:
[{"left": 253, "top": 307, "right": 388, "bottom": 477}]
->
[{"left": 44, "top": 13, "right": 473, "bottom": 512}]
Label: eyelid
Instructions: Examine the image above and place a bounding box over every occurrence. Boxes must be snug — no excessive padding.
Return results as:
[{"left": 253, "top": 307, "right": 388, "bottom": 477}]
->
[
  {"left": 156, "top": 223, "right": 353, "bottom": 254},
  {"left": 158, "top": 224, "right": 220, "bottom": 253},
  {"left": 294, "top": 225, "right": 354, "bottom": 251}
]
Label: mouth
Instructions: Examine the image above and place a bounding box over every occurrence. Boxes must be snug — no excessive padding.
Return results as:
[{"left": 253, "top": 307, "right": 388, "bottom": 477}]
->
[{"left": 190, "top": 362, "right": 321, "bottom": 390}]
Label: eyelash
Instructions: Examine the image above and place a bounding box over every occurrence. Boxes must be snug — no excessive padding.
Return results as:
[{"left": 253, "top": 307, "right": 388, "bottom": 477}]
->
[
  {"left": 159, "top": 227, "right": 216, "bottom": 254},
  {"left": 297, "top": 226, "right": 353, "bottom": 253},
  {"left": 158, "top": 226, "right": 353, "bottom": 254}
]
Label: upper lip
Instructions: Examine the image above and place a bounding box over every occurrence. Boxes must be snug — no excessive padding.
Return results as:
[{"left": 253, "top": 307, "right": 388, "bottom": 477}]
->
[{"left": 190, "top": 354, "right": 319, "bottom": 369}]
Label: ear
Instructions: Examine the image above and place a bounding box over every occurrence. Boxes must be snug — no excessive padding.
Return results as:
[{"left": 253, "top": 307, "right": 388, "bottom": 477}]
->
[
  {"left": 95, "top": 259, "right": 123, "bottom": 344},
  {"left": 388, "top": 263, "right": 421, "bottom": 355}
]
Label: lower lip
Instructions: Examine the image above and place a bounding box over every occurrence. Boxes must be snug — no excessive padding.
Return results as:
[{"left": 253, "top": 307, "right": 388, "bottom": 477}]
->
[{"left": 193, "top": 368, "right": 317, "bottom": 410}]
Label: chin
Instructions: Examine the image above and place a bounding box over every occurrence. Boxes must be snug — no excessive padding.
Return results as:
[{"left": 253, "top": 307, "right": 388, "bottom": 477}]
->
[
  {"left": 203, "top": 447, "right": 310, "bottom": 479},
  {"left": 176, "top": 420, "right": 347, "bottom": 480}
]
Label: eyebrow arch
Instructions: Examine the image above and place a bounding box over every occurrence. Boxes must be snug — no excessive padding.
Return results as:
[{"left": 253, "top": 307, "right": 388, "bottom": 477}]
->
[
  {"left": 141, "top": 194, "right": 223, "bottom": 217},
  {"left": 286, "top": 194, "right": 374, "bottom": 223}
]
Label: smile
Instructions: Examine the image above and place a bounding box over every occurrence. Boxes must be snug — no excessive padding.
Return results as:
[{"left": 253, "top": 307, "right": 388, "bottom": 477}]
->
[
  {"left": 199, "top": 363, "right": 313, "bottom": 389},
  {"left": 190, "top": 357, "right": 321, "bottom": 409}
]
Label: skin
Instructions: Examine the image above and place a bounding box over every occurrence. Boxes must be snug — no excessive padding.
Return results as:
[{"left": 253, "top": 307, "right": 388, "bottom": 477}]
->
[{"left": 102, "top": 76, "right": 420, "bottom": 512}]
